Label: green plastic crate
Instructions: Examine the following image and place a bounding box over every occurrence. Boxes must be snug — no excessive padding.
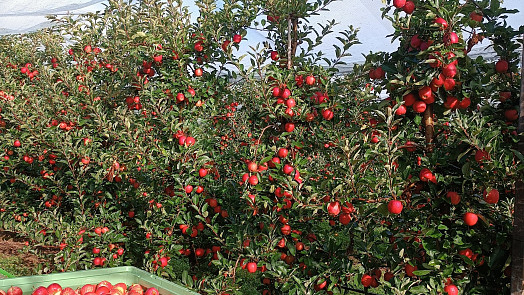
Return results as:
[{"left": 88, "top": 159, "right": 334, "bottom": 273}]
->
[{"left": 0, "top": 266, "right": 198, "bottom": 295}]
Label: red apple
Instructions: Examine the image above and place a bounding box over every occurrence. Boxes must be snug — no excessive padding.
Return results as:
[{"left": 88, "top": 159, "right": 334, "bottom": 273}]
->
[
  {"left": 393, "top": 0, "right": 406, "bottom": 8},
  {"left": 403, "top": 1, "right": 415, "bottom": 14},
  {"left": 248, "top": 175, "right": 259, "bottom": 185},
  {"left": 144, "top": 288, "right": 159, "bottom": 295},
  {"left": 322, "top": 109, "right": 334, "bottom": 120},
  {"left": 463, "top": 212, "right": 478, "bottom": 226},
  {"left": 283, "top": 164, "right": 294, "bottom": 175},
  {"left": 496, "top": 59, "right": 509, "bottom": 73},
  {"left": 446, "top": 191, "right": 461, "bottom": 205},
  {"left": 61, "top": 288, "right": 76, "bottom": 295},
  {"left": 305, "top": 75, "right": 315, "bottom": 85},
  {"left": 6, "top": 287, "right": 22, "bottom": 295},
  {"left": 405, "top": 264, "right": 417, "bottom": 277},
  {"left": 434, "top": 17, "right": 448, "bottom": 30},
  {"left": 327, "top": 201, "right": 341, "bottom": 216},
  {"left": 388, "top": 200, "right": 403, "bottom": 214},
  {"left": 395, "top": 105, "right": 407, "bottom": 115},
  {"left": 505, "top": 109, "right": 518, "bottom": 121},
  {"left": 278, "top": 148, "right": 289, "bottom": 158},
  {"left": 361, "top": 274, "right": 374, "bottom": 287},
  {"left": 13, "top": 140, "right": 21, "bottom": 147},
  {"left": 284, "top": 122, "right": 295, "bottom": 132},
  {"left": 403, "top": 93, "right": 416, "bottom": 106},
  {"left": 32, "top": 287, "right": 49, "bottom": 295},
  {"left": 80, "top": 285, "right": 96, "bottom": 295},
  {"left": 444, "top": 32, "right": 459, "bottom": 44},
  {"left": 47, "top": 283, "right": 62, "bottom": 295},
  {"left": 442, "top": 63, "right": 457, "bottom": 78},
  {"left": 281, "top": 224, "right": 291, "bottom": 235},
  {"left": 246, "top": 262, "right": 257, "bottom": 273},
  {"left": 412, "top": 101, "right": 427, "bottom": 113},
  {"left": 470, "top": 11, "right": 483, "bottom": 22},
  {"left": 484, "top": 189, "right": 499, "bottom": 204},
  {"left": 444, "top": 284, "right": 459, "bottom": 295},
  {"left": 233, "top": 34, "right": 242, "bottom": 43}
]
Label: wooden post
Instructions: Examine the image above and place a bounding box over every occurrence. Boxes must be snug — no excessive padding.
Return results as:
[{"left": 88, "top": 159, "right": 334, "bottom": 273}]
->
[{"left": 511, "top": 35, "right": 524, "bottom": 295}]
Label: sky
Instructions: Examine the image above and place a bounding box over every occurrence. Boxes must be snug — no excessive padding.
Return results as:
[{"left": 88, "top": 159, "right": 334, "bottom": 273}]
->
[{"left": 0, "top": 0, "right": 522, "bottom": 67}]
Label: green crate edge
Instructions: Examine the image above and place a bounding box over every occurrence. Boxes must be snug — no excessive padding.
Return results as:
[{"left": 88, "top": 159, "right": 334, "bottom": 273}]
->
[{"left": 0, "top": 266, "right": 198, "bottom": 295}]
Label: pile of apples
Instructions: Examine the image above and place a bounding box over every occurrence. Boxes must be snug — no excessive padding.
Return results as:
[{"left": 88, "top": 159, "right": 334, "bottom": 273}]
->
[{"left": 0, "top": 281, "right": 160, "bottom": 295}]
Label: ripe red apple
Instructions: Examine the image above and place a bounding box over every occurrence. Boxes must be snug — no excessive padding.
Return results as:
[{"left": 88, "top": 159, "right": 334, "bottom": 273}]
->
[
  {"left": 434, "top": 17, "right": 448, "bottom": 30},
  {"left": 384, "top": 271, "right": 394, "bottom": 281},
  {"left": 374, "top": 67, "right": 385, "bottom": 79},
  {"left": 81, "top": 285, "right": 96, "bottom": 295},
  {"left": 403, "top": 1, "right": 415, "bottom": 13},
  {"left": 418, "top": 86, "right": 434, "bottom": 103},
  {"left": 405, "top": 264, "right": 417, "bottom": 277},
  {"left": 495, "top": 59, "right": 509, "bottom": 73},
  {"left": 470, "top": 11, "right": 483, "bottom": 22},
  {"left": 442, "top": 63, "right": 457, "bottom": 78},
  {"left": 283, "top": 164, "right": 294, "bottom": 175},
  {"left": 484, "top": 189, "right": 499, "bottom": 204},
  {"left": 412, "top": 101, "right": 427, "bottom": 113},
  {"left": 463, "top": 212, "right": 478, "bottom": 226},
  {"left": 393, "top": 0, "right": 406, "bottom": 8},
  {"left": 388, "top": 200, "right": 403, "bottom": 214},
  {"left": 395, "top": 105, "right": 407, "bottom": 115},
  {"left": 194, "top": 68, "right": 203, "bottom": 77},
  {"left": 444, "top": 284, "right": 459, "bottom": 295},
  {"left": 474, "top": 150, "right": 489, "bottom": 163},
  {"left": 459, "top": 97, "right": 471, "bottom": 109},
  {"left": 444, "top": 32, "right": 459, "bottom": 44},
  {"left": 499, "top": 91, "right": 511, "bottom": 102},
  {"left": 361, "top": 274, "right": 374, "bottom": 287},
  {"left": 285, "top": 98, "right": 296, "bottom": 108},
  {"left": 284, "top": 122, "right": 295, "bottom": 132},
  {"left": 144, "top": 288, "right": 159, "bottom": 295},
  {"left": 199, "top": 168, "right": 208, "bottom": 177},
  {"left": 327, "top": 201, "right": 341, "bottom": 216},
  {"left": 248, "top": 175, "right": 259, "bottom": 185},
  {"left": 322, "top": 109, "right": 334, "bottom": 120},
  {"left": 84, "top": 45, "right": 92, "bottom": 53},
  {"left": 7, "top": 287, "right": 22, "bottom": 295},
  {"left": 403, "top": 93, "right": 416, "bottom": 106},
  {"left": 419, "top": 168, "right": 436, "bottom": 183},
  {"left": 278, "top": 148, "right": 289, "bottom": 158},
  {"left": 443, "top": 78, "right": 456, "bottom": 91},
  {"left": 233, "top": 34, "right": 242, "bottom": 43},
  {"left": 95, "top": 287, "right": 110, "bottom": 295},
  {"left": 446, "top": 191, "right": 460, "bottom": 205},
  {"left": 410, "top": 34, "right": 421, "bottom": 48},
  {"left": 305, "top": 75, "right": 315, "bottom": 85},
  {"left": 444, "top": 96, "right": 458, "bottom": 109},
  {"left": 504, "top": 109, "right": 518, "bottom": 121},
  {"left": 246, "top": 262, "right": 257, "bottom": 273},
  {"left": 61, "top": 288, "right": 76, "bottom": 295},
  {"left": 281, "top": 224, "right": 292, "bottom": 235},
  {"left": 32, "top": 287, "right": 49, "bottom": 295},
  {"left": 13, "top": 140, "right": 21, "bottom": 147},
  {"left": 339, "top": 213, "right": 351, "bottom": 225},
  {"left": 247, "top": 161, "right": 258, "bottom": 172},
  {"left": 270, "top": 51, "right": 279, "bottom": 61}
]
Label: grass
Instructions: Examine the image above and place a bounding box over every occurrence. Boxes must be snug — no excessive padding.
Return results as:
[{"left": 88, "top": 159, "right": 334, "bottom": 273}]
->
[{"left": 0, "top": 254, "right": 35, "bottom": 277}]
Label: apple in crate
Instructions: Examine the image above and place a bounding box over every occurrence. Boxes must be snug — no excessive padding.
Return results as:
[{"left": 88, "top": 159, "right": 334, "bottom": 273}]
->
[
  {"left": 111, "top": 283, "right": 127, "bottom": 295},
  {"left": 61, "top": 288, "right": 76, "bottom": 295},
  {"left": 0, "top": 289, "right": 6, "bottom": 295},
  {"left": 144, "top": 288, "right": 159, "bottom": 295},
  {"left": 80, "top": 284, "right": 96, "bottom": 295},
  {"left": 97, "top": 281, "right": 112, "bottom": 291},
  {"left": 47, "top": 283, "right": 62, "bottom": 295},
  {"left": 7, "top": 287, "right": 23, "bottom": 295},
  {"left": 32, "top": 287, "right": 48, "bottom": 295},
  {"left": 128, "top": 284, "right": 144, "bottom": 295}
]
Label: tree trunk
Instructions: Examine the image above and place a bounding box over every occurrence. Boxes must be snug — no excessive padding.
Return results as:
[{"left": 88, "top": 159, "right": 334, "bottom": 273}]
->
[
  {"left": 423, "top": 104, "right": 434, "bottom": 152},
  {"left": 511, "top": 35, "right": 524, "bottom": 295}
]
